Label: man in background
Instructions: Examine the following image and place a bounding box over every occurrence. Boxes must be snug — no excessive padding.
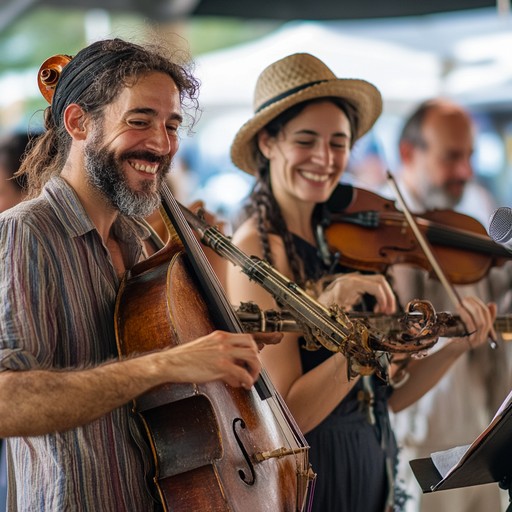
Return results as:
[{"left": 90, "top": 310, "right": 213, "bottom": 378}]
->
[{"left": 386, "top": 98, "right": 512, "bottom": 511}]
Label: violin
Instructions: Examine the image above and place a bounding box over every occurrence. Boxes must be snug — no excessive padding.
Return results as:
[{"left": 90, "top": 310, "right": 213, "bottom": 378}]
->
[
  {"left": 235, "top": 302, "right": 512, "bottom": 346},
  {"left": 319, "top": 185, "right": 510, "bottom": 285}
]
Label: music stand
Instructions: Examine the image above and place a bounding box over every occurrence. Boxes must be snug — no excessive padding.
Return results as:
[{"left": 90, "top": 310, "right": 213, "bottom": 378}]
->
[{"left": 409, "top": 393, "right": 512, "bottom": 510}]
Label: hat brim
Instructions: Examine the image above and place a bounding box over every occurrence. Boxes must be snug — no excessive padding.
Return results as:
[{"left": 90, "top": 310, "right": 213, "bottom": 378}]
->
[{"left": 231, "top": 78, "right": 382, "bottom": 175}]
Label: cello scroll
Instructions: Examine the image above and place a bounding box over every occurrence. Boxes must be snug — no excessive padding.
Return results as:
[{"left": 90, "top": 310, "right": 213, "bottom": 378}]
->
[{"left": 37, "top": 54, "right": 72, "bottom": 104}]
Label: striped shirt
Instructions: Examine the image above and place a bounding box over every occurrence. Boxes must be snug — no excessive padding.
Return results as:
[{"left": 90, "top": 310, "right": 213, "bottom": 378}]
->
[{"left": 0, "top": 177, "right": 158, "bottom": 511}]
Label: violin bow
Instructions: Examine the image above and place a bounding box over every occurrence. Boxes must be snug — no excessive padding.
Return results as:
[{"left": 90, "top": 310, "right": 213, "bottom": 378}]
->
[{"left": 385, "top": 170, "right": 497, "bottom": 349}]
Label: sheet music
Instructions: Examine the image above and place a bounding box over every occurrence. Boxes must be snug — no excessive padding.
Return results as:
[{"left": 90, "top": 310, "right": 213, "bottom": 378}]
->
[
  {"left": 429, "top": 387, "right": 512, "bottom": 481},
  {"left": 431, "top": 444, "right": 470, "bottom": 478}
]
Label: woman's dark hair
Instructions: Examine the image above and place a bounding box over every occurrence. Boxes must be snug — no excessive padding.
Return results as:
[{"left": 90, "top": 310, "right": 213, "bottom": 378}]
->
[
  {"left": 241, "top": 97, "right": 359, "bottom": 285},
  {"left": 19, "top": 38, "right": 200, "bottom": 198}
]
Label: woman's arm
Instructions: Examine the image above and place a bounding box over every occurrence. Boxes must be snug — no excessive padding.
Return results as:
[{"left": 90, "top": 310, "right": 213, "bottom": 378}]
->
[{"left": 226, "top": 221, "right": 396, "bottom": 433}]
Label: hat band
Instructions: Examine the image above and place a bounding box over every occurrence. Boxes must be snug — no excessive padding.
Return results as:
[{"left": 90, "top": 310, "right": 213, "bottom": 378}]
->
[{"left": 255, "top": 79, "right": 328, "bottom": 113}]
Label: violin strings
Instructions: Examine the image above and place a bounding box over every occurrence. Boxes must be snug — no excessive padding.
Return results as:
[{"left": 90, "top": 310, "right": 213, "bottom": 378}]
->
[{"left": 380, "top": 212, "right": 506, "bottom": 255}]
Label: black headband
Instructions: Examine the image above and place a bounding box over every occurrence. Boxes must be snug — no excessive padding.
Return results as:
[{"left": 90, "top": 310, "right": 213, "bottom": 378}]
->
[{"left": 51, "top": 42, "right": 135, "bottom": 127}]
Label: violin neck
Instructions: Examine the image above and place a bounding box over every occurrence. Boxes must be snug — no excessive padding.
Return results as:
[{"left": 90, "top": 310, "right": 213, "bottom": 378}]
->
[
  {"left": 425, "top": 220, "right": 511, "bottom": 258},
  {"left": 235, "top": 303, "right": 512, "bottom": 344}
]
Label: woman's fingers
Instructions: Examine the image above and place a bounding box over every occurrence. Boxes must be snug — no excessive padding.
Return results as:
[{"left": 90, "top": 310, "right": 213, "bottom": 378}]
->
[
  {"left": 319, "top": 272, "right": 396, "bottom": 314},
  {"left": 457, "top": 297, "right": 496, "bottom": 349}
]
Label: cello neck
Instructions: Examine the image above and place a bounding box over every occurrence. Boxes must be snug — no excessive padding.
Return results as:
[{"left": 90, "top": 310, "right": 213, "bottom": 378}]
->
[
  {"left": 159, "top": 184, "right": 275, "bottom": 400},
  {"left": 159, "top": 184, "right": 239, "bottom": 332}
]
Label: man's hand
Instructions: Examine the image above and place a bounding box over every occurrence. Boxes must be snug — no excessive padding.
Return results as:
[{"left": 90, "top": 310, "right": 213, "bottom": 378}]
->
[{"left": 160, "top": 330, "right": 262, "bottom": 389}]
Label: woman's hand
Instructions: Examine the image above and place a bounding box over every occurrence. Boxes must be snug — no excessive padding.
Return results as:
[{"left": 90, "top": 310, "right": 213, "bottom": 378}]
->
[
  {"left": 316, "top": 272, "right": 396, "bottom": 314},
  {"left": 455, "top": 296, "right": 497, "bottom": 350}
]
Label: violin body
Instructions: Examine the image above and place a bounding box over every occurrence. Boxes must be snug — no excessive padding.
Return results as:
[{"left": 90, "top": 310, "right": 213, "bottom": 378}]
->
[
  {"left": 323, "top": 185, "right": 510, "bottom": 284},
  {"left": 115, "top": 203, "right": 310, "bottom": 511}
]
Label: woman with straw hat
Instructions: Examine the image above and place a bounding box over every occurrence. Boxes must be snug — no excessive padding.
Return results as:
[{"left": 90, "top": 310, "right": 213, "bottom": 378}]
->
[{"left": 226, "top": 53, "right": 495, "bottom": 511}]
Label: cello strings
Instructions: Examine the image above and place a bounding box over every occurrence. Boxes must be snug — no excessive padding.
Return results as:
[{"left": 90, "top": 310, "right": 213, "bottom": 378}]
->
[{"left": 161, "top": 185, "right": 313, "bottom": 508}]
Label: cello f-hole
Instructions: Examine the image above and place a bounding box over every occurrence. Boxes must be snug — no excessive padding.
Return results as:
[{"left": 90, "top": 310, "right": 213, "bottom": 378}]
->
[{"left": 233, "top": 418, "right": 256, "bottom": 485}]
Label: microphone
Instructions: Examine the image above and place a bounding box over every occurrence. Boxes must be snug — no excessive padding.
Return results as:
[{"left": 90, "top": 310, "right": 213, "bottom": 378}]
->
[{"left": 488, "top": 207, "right": 512, "bottom": 250}]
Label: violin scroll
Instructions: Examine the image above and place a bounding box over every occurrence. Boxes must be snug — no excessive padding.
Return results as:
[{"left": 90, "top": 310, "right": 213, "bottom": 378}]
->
[
  {"left": 236, "top": 299, "right": 441, "bottom": 365},
  {"left": 364, "top": 299, "right": 440, "bottom": 355},
  {"left": 37, "top": 54, "right": 72, "bottom": 104}
]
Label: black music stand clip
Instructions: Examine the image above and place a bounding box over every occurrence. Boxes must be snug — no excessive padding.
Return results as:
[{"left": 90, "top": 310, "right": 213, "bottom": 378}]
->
[{"left": 499, "top": 475, "right": 512, "bottom": 511}]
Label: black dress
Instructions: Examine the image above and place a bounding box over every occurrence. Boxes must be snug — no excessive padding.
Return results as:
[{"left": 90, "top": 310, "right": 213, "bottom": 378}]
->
[{"left": 293, "top": 234, "right": 398, "bottom": 512}]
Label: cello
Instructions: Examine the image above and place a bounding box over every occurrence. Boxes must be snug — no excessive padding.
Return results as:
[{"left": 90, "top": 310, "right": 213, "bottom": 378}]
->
[{"left": 115, "top": 183, "right": 315, "bottom": 511}]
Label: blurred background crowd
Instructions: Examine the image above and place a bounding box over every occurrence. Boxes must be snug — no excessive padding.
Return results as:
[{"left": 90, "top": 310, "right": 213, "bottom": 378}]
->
[{"left": 2, "top": 1, "right": 512, "bottom": 229}]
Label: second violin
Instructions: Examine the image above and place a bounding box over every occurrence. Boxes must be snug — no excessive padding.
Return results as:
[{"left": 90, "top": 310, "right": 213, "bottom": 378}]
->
[{"left": 318, "top": 184, "right": 510, "bottom": 285}]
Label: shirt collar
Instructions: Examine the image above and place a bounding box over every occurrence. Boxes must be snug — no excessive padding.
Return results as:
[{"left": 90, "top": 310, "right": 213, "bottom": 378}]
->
[{"left": 42, "top": 176, "right": 152, "bottom": 243}]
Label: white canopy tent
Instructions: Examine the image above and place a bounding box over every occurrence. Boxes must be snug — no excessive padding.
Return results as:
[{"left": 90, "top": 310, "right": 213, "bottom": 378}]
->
[
  {"left": 194, "top": 22, "right": 442, "bottom": 113},
  {"left": 187, "top": 20, "right": 512, "bottom": 214},
  {"left": 189, "top": 22, "right": 442, "bottom": 201},
  {"left": 187, "top": 22, "right": 446, "bottom": 212}
]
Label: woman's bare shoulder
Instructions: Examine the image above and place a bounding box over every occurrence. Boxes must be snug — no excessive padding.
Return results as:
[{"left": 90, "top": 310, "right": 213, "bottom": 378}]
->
[{"left": 232, "top": 217, "right": 286, "bottom": 258}]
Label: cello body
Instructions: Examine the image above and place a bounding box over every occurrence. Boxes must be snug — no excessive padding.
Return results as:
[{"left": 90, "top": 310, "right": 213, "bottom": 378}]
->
[{"left": 115, "top": 223, "right": 310, "bottom": 511}]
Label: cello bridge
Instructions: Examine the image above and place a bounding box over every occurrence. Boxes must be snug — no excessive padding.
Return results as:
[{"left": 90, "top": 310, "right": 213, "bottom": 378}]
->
[{"left": 254, "top": 446, "right": 309, "bottom": 463}]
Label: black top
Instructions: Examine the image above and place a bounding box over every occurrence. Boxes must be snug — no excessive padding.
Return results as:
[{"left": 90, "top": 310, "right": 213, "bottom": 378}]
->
[{"left": 293, "top": 233, "right": 398, "bottom": 512}]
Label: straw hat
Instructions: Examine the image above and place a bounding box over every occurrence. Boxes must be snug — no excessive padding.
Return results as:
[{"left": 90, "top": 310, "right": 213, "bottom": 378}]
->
[{"left": 230, "top": 52, "right": 382, "bottom": 175}]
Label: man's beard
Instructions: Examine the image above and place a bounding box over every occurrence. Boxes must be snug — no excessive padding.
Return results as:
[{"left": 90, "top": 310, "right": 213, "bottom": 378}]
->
[
  {"left": 416, "top": 169, "right": 465, "bottom": 211},
  {"left": 84, "top": 137, "right": 170, "bottom": 217}
]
